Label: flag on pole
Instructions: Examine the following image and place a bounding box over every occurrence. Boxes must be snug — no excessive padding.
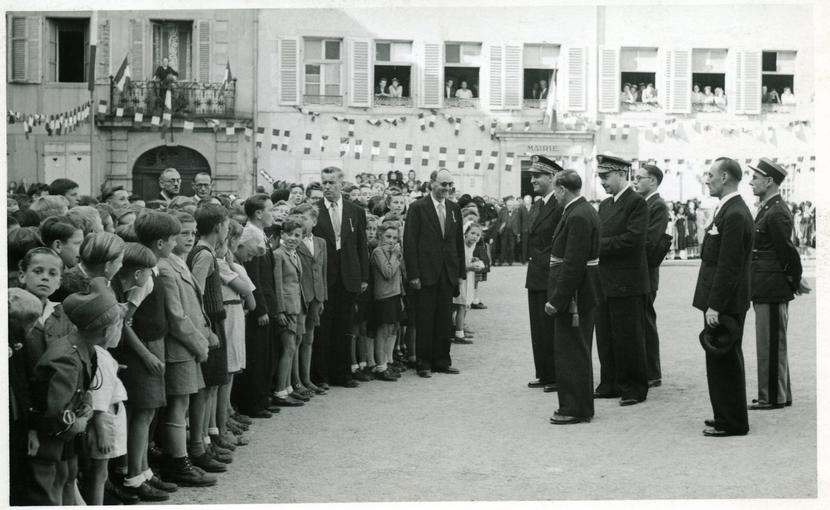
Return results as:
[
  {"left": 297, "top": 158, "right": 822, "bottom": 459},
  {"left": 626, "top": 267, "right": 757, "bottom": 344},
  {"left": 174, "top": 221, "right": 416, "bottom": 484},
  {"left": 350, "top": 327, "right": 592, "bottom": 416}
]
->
[
  {"left": 87, "top": 11, "right": 98, "bottom": 91},
  {"left": 165, "top": 90, "right": 172, "bottom": 111},
  {"left": 221, "top": 61, "right": 233, "bottom": 92},
  {"left": 113, "top": 55, "right": 131, "bottom": 92},
  {"left": 543, "top": 69, "right": 557, "bottom": 130}
]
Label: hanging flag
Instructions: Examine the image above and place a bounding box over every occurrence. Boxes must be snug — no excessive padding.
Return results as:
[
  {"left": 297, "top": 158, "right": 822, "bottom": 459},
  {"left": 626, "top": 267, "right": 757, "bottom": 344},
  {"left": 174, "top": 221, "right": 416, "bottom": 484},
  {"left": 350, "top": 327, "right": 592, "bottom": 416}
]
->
[
  {"left": 245, "top": 127, "right": 253, "bottom": 141},
  {"left": 622, "top": 124, "right": 630, "bottom": 140},
  {"left": 488, "top": 151, "right": 498, "bottom": 171},
  {"left": 474, "top": 150, "right": 483, "bottom": 170},
  {"left": 354, "top": 139, "right": 363, "bottom": 159},
  {"left": 404, "top": 144, "right": 413, "bottom": 165},
  {"left": 115, "top": 107, "right": 124, "bottom": 118},
  {"left": 221, "top": 60, "right": 233, "bottom": 92},
  {"left": 348, "top": 119, "right": 355, "bottom": 138},
  {"left": 183, "top": 120, "right": 194, "bottom": 131},
  {"left": 399, "top": 116, "right": 407, "bottom": 123},
  {"left": 113, "top": 54, "right": 131, "bottom": 92},
  {"left": 87, "top": 11, "right": 98, "bottom": 91},
  {"left": 134, "top": 110, "right": 144, "bottom": 123},
  {"left": 98, "top": 100, "right": 108, "bottom": 114},
  {"left": 367, "top": 118, "right": 381, "bottom": 127},
  {"left": 225, "top": 122, "right": 234, "bottom": 136},
  {"left": 490, "top": 120, "right": 497, "bottom": 140},
  {"left": 271, "top": 141, "right": 279, "bottom": 151},
  {"left": 438, "top": 147, "right": 447, "bottom": 167},
  {"left": 151, "top": 115, "right": 161, "bottom": 126},
  {"left": 457, "top": 148, "right": 466, "bottom": 169},
  {"left": 320, "top": 134, "right": 328, "bottom": 153},
  {"left": 256, "top": 127, "right": 264, "bottom": 147},
  {"left": 421, "top": 145, "right": 430, "bottom": 167},
  {"left": 543, "top": 69, "right": 557, "bottom": 130},
  {"left": 505, "top": 152, "right": 515, "bottom": 172},
  {"left": 384, "top": 117, "right": 398, "bottom": 126},
  {"left": 164, "top": 90, "right": 173, "bottom": 111},
  {"left": 454, "top": 118, "right": 461, "bottom": 136},
  {"left": 523, "top": 121, "right": 531, "bottom": 132},
  {"left": 339, "top": 137, "right": 349, "bottom": 157},
  {"left": 281, "top": 130, "right": 291, "bottom": 151},
  {"left": 429, "top": 112, "right": 436, "bottom": 128},
  {"left": 388, "top": 142, "right": 397, "bottom": 163},
  {"left": 304, "top": 133, "right": 313, "bottom": 155},
  {"left": 418, "top": 112, "right": 426, "bottom": 131},
  {"left": 610, "top": 123, "right": 617, "bottom": 140},
  {"left": 506, "top": 122, "right": 513, "bottom": 132},
  {"left": 371, "top": 140, "right": 381, "bottom": 159}
]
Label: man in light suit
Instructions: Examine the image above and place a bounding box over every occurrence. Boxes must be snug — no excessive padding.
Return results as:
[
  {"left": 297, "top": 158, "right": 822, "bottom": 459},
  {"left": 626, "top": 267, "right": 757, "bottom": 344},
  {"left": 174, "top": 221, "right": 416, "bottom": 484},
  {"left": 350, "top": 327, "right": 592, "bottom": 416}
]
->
[
  {"left": 634, "top": 164, "right": 670, "bottom": 388},
  {"left": 594, "top": 155, "right": 650, "bottom": 406},
  {"left": 403, "top": 168, "right": 466, "bottom": 377},
  {"left": 694, "top": 157, "right": 754, "bottom": 437},
  {"left": 524, "top": 155, "right": 563, "bottom": 393},
  {"left": 313, "top": 167, "right": 369, "bottom": 388}
]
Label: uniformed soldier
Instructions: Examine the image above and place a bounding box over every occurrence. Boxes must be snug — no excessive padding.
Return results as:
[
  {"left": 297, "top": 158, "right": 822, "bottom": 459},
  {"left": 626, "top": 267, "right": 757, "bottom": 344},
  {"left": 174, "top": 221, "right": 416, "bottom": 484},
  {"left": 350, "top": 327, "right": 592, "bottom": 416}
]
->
[{"left": 747, "top": 158, "right": 810, "bottom": 410}]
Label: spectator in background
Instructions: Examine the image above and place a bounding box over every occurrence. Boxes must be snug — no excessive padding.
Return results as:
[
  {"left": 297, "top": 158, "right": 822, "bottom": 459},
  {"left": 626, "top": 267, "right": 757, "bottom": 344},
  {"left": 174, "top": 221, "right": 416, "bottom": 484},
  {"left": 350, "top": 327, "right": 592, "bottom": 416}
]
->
[
  {"left": 455, "top": 81, "right": 474, "bottom": 99},
  {"left": 192, "top": 172, "right": 213, "bottom": 201},
  {"left": 538, "top": 80, "right": 549, "bottom": 100},
  {"left": 674, "top": 203, "right": 688, "bottom": 260},
  {"left": 29, "top": 195, "right": 70, "bottom": 221},
  {"left": 306, "top": 182, "right": 324, "bottom": 202},
  {"left": 27, "top": 183, "right": 50, "bottom": 198},
  {"left": 642, "top": 83, "right": 658, "bottom": 104},
  {"left": 781, "top": 87, "right": 795, "bottom": 105},
  {"left": 287, "top": 183, "right": 305, "bottom": 207},
  {"left": 389, "top": 78, "right": 403, "bottom": 97},
  {"left": 713, "top": 87, "right": 727, "bottom": 108},
  {"left": 376, "top": 78, "right": 390, "bottom": 97},
  {"left": 158, "top": 168, "right": 182, "bottom": 204},
  {"left": 531, "top": 82, "right": 541, "bottom": 99},
  {"left": 102, "top": 186, "right": 131, "bottom": 211},
  {"left": 702, "top": 86, "right": 715, "bottom": 105},
  {"left": 622, "top": 84, "right": 636, "bottom": 104},
  {"left": 692, "top": 84, "right": 703, "bottom": 104},
  {"left": 49, "top": 178, "right": 80, "bottom": 208},
  {"left": 445, "top": 79, "right": 455, "bottom": 99}
]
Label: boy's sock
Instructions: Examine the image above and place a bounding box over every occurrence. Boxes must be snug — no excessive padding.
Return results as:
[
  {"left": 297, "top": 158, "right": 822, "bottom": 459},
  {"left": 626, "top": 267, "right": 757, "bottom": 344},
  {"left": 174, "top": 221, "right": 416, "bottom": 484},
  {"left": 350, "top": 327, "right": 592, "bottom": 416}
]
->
[
  {"left": 208, "top": 427, "right": 220, "bottom": 436},
  {"left": 123, "top": 473, "right": 145, "bottom": 488},
  {"left": 350, "top": 364, "right": 359, "bottom": 373},
  {"left": 455, "top": 330, "right": 465, "bottom": 338}
]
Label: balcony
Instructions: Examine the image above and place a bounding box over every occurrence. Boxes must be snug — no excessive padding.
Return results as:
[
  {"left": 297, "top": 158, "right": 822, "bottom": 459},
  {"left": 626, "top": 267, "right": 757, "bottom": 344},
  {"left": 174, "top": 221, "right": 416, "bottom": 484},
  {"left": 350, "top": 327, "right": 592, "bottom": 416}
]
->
[
  {"left": 374, "top": 95, "right": 413, "bottom": 107},
  {"left": 621, "top": 101, "right": 661, "bottom": 112},
  {"left": 444, "top": 97, "right": 480, "bottom": 108},
  {"left": 692, "top": 102, "right": 728, "bottom": 113},
  {"left": 303, "top": 95, "right": 344, "bottom": 106},
  {"left": 109, "top": 79, "right": 236, "bottom": 118},
  {"left": 762, "top": 102, "right": 796, "bottom": 114},
  {"left": 523, "top": 98, "right": 546, "bottom": 109}
]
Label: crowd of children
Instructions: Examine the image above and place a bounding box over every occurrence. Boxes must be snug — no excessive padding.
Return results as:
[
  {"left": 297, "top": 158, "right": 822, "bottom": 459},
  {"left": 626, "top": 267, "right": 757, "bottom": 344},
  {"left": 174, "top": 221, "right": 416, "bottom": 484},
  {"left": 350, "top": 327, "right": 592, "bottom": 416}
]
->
[{"left": 8, "top": 173, "right": 495, "bottom": 505}]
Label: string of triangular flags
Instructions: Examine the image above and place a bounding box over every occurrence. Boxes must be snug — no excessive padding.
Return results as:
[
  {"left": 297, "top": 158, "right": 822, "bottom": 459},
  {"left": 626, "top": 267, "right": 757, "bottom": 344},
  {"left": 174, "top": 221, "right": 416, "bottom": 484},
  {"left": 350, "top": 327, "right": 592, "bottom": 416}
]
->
[
  {"left": 589, "top": 117, "right": 812, "bottom": 142},
  {"left": 7, "top": 103, "right": 92, "bottom": 139}
]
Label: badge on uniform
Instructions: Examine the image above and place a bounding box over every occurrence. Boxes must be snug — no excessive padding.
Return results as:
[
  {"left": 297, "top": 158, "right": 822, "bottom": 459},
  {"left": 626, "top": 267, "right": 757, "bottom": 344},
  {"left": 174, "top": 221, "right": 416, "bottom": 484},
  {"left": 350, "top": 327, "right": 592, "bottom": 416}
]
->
[{"left": 707, "top": 224, "right": 720, "bottom": 236}]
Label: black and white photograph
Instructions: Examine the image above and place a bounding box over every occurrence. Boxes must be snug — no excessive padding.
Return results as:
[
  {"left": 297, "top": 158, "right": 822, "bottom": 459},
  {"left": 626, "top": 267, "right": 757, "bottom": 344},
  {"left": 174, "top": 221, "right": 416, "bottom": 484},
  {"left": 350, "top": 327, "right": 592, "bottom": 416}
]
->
[{"left": 3, "top": 0, "right": 827, "bottom": 508}]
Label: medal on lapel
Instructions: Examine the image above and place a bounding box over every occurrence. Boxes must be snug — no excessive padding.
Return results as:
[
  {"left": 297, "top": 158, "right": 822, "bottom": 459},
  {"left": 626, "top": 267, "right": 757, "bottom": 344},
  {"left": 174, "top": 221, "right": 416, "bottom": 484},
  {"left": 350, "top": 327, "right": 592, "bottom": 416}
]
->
[{"left": 707, "top": 224, "right": 719, "bottom": 236}]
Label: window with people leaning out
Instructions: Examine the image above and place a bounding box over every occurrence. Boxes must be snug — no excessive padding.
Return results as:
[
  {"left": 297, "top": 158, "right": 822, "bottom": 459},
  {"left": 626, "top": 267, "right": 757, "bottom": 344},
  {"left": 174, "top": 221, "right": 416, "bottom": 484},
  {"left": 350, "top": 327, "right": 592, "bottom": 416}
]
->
[
  {"left": 762, "top": 50, "right": 796, "bottom": 112},
  {"left": 620, "top": 72, "right": 659, "bottom": 111},
  {"left": 444, "top": 42, "right": 481, "bottom": 107},
  {"left": 523, "top": 69, "right": 555, "bottom": 108},
  {"left": 374, "top": 41, "right": 412, "bottom": 106},
  {"left": 691, "top": 73, "right": 727, "bottom": 112}
]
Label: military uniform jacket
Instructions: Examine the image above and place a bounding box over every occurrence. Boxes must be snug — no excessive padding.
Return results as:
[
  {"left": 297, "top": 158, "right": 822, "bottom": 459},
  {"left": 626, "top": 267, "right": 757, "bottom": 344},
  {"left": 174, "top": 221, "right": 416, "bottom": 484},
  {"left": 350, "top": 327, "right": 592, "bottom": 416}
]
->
[
  {"left": 525, "top": 196, "right": 563, "bottom": 290},
  {"left": 693, "top": 195, "right": 754, "bottom": 314},
  {"left": 598, "top": 187, "right": 650, "bottom": 297},
  {"left": 546, "top": 197, "right": 602, "bottom": 314},
  {"left": 751, "top": 194, "right": 802, "bottom": 303}
]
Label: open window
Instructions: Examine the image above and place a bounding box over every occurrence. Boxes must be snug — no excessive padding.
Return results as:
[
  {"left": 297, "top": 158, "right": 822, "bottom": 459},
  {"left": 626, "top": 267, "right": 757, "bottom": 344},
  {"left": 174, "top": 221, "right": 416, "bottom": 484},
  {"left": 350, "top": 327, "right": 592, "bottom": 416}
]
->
[
  {"left": 762, "top": 50, "right": 796, "bottom": 112},
  {"left": 46, "top": 18, "right": 89, "bottom": 83},
  {"left": 150, "top": 20, "right": 192, "bottom": 81},
  {"left": 523, "top": 44, "right": 558, "bottom": 109},
  {"left": 444, "top": 42, "right": 481, "bottom": 107},
  {"left": 620, "top": 47, "right": 659, "bottom": 111},
  {"left": 374, "top": 41, "right": 413, "bottom": 106},
  {"left": 304, "top": 38, "right": 343, "bottom": 105},
  {"left": 692, "top": 49, "right": 727, "bottom": 112}
]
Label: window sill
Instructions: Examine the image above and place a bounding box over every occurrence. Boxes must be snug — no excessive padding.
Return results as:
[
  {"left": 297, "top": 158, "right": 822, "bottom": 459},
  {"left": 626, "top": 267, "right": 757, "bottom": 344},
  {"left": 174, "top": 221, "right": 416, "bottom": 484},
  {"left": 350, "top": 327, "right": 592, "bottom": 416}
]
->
[
  {"left": 43, "top": 82, "right": 90, "bottom": 89},
  {"left": 303, "top": 95, "right": 344, "bottom": 106},
  {"left": 762, "top": 103, "right": 796, "bottom": 113}
]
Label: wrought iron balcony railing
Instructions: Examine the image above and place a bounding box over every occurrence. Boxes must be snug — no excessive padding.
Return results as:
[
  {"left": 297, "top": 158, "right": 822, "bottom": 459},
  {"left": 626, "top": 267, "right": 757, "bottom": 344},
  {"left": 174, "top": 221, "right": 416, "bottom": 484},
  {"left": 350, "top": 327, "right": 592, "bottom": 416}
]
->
[
  {"left": 762, "top": 103, "right": 796, "bottom": 113},
  {"left": 444, "top": 97, "right": 480, "bottom": 108},
  {"left": 374, "top": 95, "right": 413, "bottom": 107},
  {"left": 303, "top": 94, "right": 344, "bottom": 106},
  {"left": 109, "top": 79, "right": 236, "bottom": 118}
]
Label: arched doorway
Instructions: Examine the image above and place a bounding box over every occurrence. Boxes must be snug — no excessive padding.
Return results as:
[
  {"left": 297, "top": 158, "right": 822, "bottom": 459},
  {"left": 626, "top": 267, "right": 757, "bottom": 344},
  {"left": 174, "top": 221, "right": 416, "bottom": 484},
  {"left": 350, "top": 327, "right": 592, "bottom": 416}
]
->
[{"left": 132, "top": 145, "right": 210, "bottom": 201}]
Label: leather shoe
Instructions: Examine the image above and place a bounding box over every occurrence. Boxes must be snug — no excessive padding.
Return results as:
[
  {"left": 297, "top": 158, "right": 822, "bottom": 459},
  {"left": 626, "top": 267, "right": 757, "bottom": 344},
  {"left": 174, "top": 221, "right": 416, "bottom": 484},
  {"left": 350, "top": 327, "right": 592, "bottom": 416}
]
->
[
  {"left": 451, "top": 337, "right": 473, "bottom": 344},
  {"left": 543, "top": 384, "right": 558, "bottom": 393},
  {"left": 748, "top": 402, "right": 784, "bottom": 410},
  {"left": 352, "top": 370, "right": 373, "bottom": 382},
  {"left": 251, "top": 409, "right": 272, "bottom": 419},
  {"left": 550, "top": 413, "right": 591, "bottom": 425},
  {"left": 619, "top": 397, "right": 645, "bottom": 406},
  {"left": 433, "top": 366, "right": 460, "bottom": 374},
  {"left": 417, "top": 370, "right": 432, "bottom": 378},
  {"left": 470, "top": 302, "right": 487, "bottom": 309},
  {"left": 704, "top": 419, "right": 717, "bottom": 427},
  {"left": 527, "top": 379, "right": 546, "bottom": 388},
  {"left": 593, "top": 391, "right": 621, "bottom": 399},
  {"left": 272, "top": 395, "right": 305, "bottom": 407},
  {"left": 289, "top": 391, "right": 310, "bottom": 402},
  {"left": 648, "top": 379, "right": 662, "bottom": 388},
  {"left": 703, "top": 427, "right": 746, "bottom": 437},
  {"left": 752, "top": 398, "right": 792, "bottom": 407}
]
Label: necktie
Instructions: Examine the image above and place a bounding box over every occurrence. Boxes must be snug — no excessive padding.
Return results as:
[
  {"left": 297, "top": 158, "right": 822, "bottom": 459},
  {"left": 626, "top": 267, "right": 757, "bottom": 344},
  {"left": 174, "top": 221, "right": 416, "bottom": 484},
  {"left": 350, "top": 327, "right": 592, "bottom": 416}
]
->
[
  {"left": 437, "top": 201, "right": 446, "bottom": 237},
  {"left": 330, "top": 201, "right": 341, "bottom": 238}
]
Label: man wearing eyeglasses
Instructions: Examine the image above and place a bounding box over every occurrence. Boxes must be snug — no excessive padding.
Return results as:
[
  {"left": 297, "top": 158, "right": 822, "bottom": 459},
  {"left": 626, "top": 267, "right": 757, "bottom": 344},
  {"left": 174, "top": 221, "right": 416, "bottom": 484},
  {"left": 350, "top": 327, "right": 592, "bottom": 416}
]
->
[
  {"left": 191, "top": 172, "right": 214, "bottom": 202},
  {"left": 158, "top": 168, "right": 182, "bottom": 204},
  {"left": 403, "top": 169, "right": 466, "bottom": 378}
]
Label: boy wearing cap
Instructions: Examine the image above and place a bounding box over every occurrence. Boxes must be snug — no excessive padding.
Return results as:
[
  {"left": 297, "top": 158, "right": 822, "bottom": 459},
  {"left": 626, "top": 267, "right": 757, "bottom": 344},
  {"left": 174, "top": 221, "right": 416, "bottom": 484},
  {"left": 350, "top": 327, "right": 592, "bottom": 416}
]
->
[{"left": 747, "top": 158, "right": 809, "bottom": 411}]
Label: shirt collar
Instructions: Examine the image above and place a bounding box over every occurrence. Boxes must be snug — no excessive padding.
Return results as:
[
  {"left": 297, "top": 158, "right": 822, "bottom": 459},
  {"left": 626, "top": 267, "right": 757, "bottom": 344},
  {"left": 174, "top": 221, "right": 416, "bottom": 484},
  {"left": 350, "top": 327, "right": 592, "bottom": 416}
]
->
[
  {"left": 564, "top": 196, "right": 582, "bottom": 211},
  {"left": 613, "top": 184, "right": 631, "bottom": 202},
  {"left": 39, "top": 300, "right": 58, "bottom": 326},
  {"left": 719, "top": 191, "right": 741, "bottom": 207},
  {"left": 759, "top": 192, "right": 780, "bottom": 208},
  {"left": 431, "top": 194, "right": 445, "bottom": 208},
  {"left": 644, "top": 190, "right": 658, "bottom": 202},
  {"left": 542, "top": 190, "right": 555, "bottom": 205}
]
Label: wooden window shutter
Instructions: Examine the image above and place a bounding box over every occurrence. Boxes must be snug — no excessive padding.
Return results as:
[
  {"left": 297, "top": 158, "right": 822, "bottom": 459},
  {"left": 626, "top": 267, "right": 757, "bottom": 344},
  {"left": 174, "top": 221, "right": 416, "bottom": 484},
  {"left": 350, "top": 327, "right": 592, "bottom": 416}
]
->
[
  {"left": 663, "top": 49, "right": 691, "bottom": 114},
  {"left": 503, "top": 43, "right": 522, "bottom": 109},
  {"left": 348, "top": 38, "right": 371, "bottom": 107},
  {"left": 278, "top": 36, "right": 300, "bottom": 105},
  {"left": 47, "top": 20, "right": 57, "bottom": 82},
  {"left": 736, "top": 50, "right": 761, "bottom": 114},
  {"left": 11, "top": 16, "right": 27, "bottom": 81},
  {"left": 130, "top": 19, "right": 145, "bottom": 79},
  {"left": 26, "top": 16, "right": 43, "bottom": 83},
  {"left": 83, "top": 23, "right": 90, "bottom": 85},
  {"left": 419, "top": 42, "right": 442, "bottom": 108},
  {"left": 197, "top": 20, "right": 211, "bottom": 82},
  {"left": 597, "top": 46, "right": 619, "bottom": 113},
  {"left": 487, "top": 44, "right": 504, "bottom": 109},
  {"left": 97, "top": 19, "right": 110, "bottom": 80},
  {"left": 561, "top": 46, "right": 587, "bottom": 112}
]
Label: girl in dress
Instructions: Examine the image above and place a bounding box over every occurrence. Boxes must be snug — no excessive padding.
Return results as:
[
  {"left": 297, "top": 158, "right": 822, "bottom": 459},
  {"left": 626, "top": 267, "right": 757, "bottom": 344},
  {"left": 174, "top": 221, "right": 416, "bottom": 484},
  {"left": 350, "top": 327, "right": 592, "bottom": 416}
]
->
[
  {"left": 452, "top": 222, "right": 485, "bottom": 344},
  {"left": 674, "top": 203, "right": 688, "bottom": 260},
  {"left": 371, "top": 224, "right": 404, "bottom": 381}
]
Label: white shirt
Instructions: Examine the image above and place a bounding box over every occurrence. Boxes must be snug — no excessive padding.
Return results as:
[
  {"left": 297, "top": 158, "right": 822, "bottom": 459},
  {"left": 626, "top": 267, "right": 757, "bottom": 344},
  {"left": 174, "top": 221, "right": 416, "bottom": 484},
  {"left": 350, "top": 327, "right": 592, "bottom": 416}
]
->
[
  {"left": 430, "top": 194, "right": 446, "bottom": 218},
  {"left": 613, "top": 184, "right": 631, "bottom": 203},
  {"left": 303, "top": 235, "right": 315, "bottom": 257},
  {"left": 541, "top": 190, "right": 555, "bottom": 205},
  {"left": 713, "top": 191, "right": 741, "bottom": 218},
  {"left": 327, "top": 198, "right": 343, "bottom": 250},
  {"left": 455, "top": 88, "right": 473, "bottom": 99},
  {"left": 39, "top": 300, "right": 58, "bottom": 326}
]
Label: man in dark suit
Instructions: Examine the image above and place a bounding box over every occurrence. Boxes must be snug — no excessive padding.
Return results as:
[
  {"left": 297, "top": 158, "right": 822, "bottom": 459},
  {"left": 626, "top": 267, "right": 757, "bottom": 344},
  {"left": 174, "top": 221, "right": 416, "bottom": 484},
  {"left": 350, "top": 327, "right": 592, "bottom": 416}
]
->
[
  {"left": 403, "top": 168, "right": 466, "bottom": 377},
  {"left": 523, "top": 156, "right": 563, "bottom": 392},
  {"left": 538, "top": 79, "right": 549, "bottom": 100},
  {"left": 747, "top": 158, "right": 809, "bottom": 410},
  {"left": 634, "top": 164, "right": 670, "bottom": 388},
  {"left": 519, "top": 195, "right": 533, "bottom": 263},
  {"left": 499, "top": 197, "right": 519, "bottom": 266},
  {"left": 158, "top": 168, "right": 181, "bottom": 204},
  {"left": 545, "top": 170, "right": 601, "bottom": 424},
  {"left": 594, "top": 154, "right": 650, "bottom": 406},
  {"left": 313, "top": 167, "right": 369, "bottom": 388},
  {"left": 694, "top": 157, "right": 754, "bottom": 437}
]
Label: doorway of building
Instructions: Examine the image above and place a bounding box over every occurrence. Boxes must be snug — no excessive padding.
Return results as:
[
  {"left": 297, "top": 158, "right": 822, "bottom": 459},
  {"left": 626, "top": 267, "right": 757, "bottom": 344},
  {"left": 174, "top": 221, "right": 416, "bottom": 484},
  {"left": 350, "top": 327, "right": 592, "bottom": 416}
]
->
[
  {"left": 132, "top": 145, "right": 210, "bottom": 201},
  {"left": 520, "top": 159, "right": 534, "bottom": 198}
]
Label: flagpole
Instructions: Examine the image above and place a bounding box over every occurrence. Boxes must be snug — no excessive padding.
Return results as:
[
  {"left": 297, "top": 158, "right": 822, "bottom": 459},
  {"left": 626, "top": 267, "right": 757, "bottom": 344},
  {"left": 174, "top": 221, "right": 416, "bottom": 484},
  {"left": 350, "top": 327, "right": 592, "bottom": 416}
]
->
[{"left": 88, "top": 10, "right": 98, "bottom": 194}]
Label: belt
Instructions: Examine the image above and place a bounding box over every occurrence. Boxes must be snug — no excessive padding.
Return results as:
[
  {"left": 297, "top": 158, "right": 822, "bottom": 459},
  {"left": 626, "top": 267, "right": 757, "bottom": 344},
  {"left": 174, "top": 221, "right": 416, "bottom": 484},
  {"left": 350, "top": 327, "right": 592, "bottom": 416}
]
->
[
  {"left": 223, "top": 299, "right": 242, "bottom": 305},
  {"left": 550, "top": 256, "right": 599, "bottom": 268},
  {"left": 752, "top": 251, "right": 778, "bottom": 261}
]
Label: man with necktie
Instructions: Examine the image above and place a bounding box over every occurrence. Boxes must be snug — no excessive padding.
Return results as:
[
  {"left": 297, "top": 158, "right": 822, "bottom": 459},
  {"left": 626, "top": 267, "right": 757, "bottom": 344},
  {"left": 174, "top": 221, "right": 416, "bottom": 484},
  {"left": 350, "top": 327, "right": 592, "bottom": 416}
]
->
[
  {"left": 694, "top": 157, "right": 754, "bottom": 437},
  {"left": 747, "top": 158, "right": 809, "bottom": 411},
  {"left": 403, "top": 169, "right": 466, "bottom": 377},
  {"left": 312, "top": 167, "right": 369, "bottom": 388},
  {"left": 524, "top": 155, "right": 563, "bottom": 393}
]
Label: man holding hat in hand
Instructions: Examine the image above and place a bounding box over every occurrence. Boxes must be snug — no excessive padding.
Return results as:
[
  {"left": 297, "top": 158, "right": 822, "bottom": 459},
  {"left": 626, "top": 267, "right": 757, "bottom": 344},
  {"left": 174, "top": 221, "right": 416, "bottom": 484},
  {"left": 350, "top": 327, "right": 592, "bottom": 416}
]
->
[
  {"left": 524, "top": 155, "right": 563, "bottom": 393},
  {"left": 594, "top": 154, "right": 650, "bottom": 407},
  {"left": 748, "top": 157, "right": 809, "bottom": 411},
  {"left": 694, "top": 157, "right": 754, "bottom": 437}
]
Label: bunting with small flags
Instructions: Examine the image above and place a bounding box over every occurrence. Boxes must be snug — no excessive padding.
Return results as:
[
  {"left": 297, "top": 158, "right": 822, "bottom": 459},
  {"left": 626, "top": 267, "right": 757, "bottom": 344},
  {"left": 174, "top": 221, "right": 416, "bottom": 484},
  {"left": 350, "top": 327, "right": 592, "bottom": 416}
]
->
[
  {"left": 421, "top": 145, "right": 430, "bottom": 167},
  {"left": 304, "top": 133, "right": 313, "bottom": 155},
  {"left": 439, "top": 147, "right": 447, "bottom": 167},
  {"left": 488, "top": 151, "right": 498, "bottom": 171},
  {"left": 474, "top": 150, "right": 482, "bottom": 170},
  {"left": 256, "top": 127, "right": 264, "bottom": 147},
  {"left": 404, "top": 144, "right": 413, "bottom": 165},
  {"left": 388, "top": 142, "right": 397, "bottom": 163}
]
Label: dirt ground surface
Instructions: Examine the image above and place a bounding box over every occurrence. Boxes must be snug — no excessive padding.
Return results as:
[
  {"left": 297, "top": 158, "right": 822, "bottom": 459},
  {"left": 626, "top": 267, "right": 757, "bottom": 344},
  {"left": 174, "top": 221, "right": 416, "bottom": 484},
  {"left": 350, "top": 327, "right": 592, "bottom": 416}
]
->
[{"left": 162, "top": 261, "right": 817, "bottom": 505}]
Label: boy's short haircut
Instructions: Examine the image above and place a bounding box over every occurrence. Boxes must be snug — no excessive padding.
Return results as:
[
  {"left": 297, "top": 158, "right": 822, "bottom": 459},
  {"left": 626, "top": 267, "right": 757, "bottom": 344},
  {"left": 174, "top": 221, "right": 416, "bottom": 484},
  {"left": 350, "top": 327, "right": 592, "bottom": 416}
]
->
[
  {"left": 66, "top": 206, "right": 99, "bottom": 235},
  {"left": 291, "top": 202, "right": 318, "bottom": 218},
  {"left": 305, "top": 182, "right": 323, "bottom": 198},
  {"left": 120, "top": 242, "right": 158, "bottom": 272},
  {"left": 274, "top": 200, "right": 290, "bottom": 209},
  {"left": 194, "top": 203, "right": 229, "bottom": 236},
  {"left": 29, "top": 195, "right": 70, "bottom": 220},
  {"left": 8, "top": 227, "right": 45, "bottom": 270},
  {"left": 134, "top": 210, "right": 182, "bottom": 246},
  {"left": 227, "top": 218, "right": 243, "bottom": 239},
  {"left": 48, "top": 178, "right": 79, "bottom": 197},
  {"left": 80, "top": 232, "right": 126, "bottom": 267},
  {"left": 377, "top": 223, "right": 400, "bottom": 237},
  {"left": 366, "top": 214, "right": 379, "bottom": 225},
  {"left": 270, "top": 189, "right": 290, "bottom": 204},
  {"left": 39, "top": 216, "right": 81, "bottom": 246},
  {"left": 281, "top": 217, "right": 305, "bottom": 234},
  {"left": 115, "top": 223, "right": 139, "bottom": 242},
  {"left": 174, "top": 211, "right": 196, "bottom": 225},
  {"left": 244, "top": 194, "right": 270, "bottom": 218}
]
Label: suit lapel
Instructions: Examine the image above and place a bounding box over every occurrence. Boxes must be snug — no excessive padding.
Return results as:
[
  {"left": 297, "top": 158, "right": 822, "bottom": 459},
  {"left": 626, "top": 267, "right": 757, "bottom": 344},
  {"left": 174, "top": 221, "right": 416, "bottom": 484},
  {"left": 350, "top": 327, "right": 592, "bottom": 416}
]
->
[
  {"left": 531, "top": 198, "right": 555, "bottom": 232},
  {"left": 553, "top": 197, "right": 582, "bottom": 240},
  {"left": 425, "top": 197, "right": 444, "bottom": 239}
]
